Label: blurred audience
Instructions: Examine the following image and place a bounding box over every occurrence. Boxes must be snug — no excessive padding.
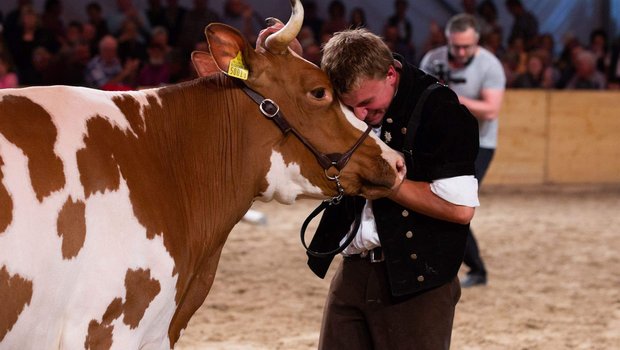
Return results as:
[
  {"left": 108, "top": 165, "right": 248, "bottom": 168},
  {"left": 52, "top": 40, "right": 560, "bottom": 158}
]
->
[
  {"left": 385, "top": 0, "right": 413, "bottom": 50},
  {"left": 85, "top": 35, "right": 139, "bottom": 90},
  {"left": 177, "top": 0, "right": 219, "bottom": 56},
  {"left": 565, "top": 50, "right": 606, "bottom": 90},
  {"left": 0, "top": 54, "right": 19, "bottom": 88},
  {"left": 320, "top": 0, "right": 347, "bottom": 41},
  {"left": 349, "top": 7, "right": 367, "bottom": 29},
  {"left": 0, "top": 0, "right": 617, "bottom": 91},
  {"left": 505, "top": 0, "right": 539, "bottom": 51}
]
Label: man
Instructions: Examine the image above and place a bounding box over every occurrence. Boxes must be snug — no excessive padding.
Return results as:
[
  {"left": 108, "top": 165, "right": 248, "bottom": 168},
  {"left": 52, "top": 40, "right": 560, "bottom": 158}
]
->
[
  {"left": 301, "top": 28, "right": 479, "bottom": 349},
  {"left": 84, "top": 35, "right": 139, "bottom": 89},
  {"left": 420, "top": 13, "right": 505, "bottom": 288}
]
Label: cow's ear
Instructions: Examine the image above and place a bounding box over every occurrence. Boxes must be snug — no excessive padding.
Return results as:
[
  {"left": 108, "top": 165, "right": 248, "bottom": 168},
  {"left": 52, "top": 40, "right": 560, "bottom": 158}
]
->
[
  {"left": 191, "top": 51, "right": 221, "bottom": 77},
  {"left": 206, "top": 23, "right": 261, "bottom": 81}
]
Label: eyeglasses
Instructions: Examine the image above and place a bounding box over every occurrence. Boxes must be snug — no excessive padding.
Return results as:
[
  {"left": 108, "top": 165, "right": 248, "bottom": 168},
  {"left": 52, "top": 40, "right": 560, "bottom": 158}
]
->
[{"left": 449, "top": 43, "right": 477, "bottom": 51}]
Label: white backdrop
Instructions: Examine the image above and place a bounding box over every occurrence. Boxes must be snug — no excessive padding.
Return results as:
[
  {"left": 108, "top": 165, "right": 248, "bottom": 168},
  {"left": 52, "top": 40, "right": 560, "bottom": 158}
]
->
[{"left": 1, "top": 0, "right": 617, "bottom": 61}]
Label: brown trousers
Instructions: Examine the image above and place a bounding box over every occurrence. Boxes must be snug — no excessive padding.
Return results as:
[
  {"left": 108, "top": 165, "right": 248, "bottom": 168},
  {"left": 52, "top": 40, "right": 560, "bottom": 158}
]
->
[{"left": 318, "top": 258, "right": 461, "bottom": 350}]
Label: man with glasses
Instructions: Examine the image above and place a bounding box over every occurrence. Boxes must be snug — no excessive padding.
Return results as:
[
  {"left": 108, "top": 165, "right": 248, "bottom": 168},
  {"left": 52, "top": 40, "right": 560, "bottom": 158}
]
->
[{"left": 421, "top": 13, "right": 506, "bottom": 288}]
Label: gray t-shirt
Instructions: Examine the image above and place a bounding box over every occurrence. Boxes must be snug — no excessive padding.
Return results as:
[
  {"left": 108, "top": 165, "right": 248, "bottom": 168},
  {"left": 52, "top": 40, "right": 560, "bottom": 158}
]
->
[{"left": 420, "top": 46, "right": 505, "bottom": 149}]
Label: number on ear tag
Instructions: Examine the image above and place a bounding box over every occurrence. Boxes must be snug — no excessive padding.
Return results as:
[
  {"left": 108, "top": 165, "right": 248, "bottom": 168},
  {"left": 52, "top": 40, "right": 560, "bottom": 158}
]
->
[{"left": 228, "top": 51, "right": 249, "bottom": 80}]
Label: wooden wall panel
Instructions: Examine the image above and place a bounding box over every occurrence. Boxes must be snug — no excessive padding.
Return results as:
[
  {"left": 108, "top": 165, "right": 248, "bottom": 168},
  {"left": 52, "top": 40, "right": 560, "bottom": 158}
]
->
[
  {"left": 484, "top": 90, "right": 547, "bottom": 185},
  {"left": 547, "top": 91, "right": 620, "bottom": 183}
]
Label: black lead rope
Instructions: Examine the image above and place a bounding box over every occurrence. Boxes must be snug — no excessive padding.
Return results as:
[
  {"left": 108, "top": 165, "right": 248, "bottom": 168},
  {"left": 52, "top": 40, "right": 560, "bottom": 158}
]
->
[{"left": 300, "top": 200, "right": 362, "bottom": 258}]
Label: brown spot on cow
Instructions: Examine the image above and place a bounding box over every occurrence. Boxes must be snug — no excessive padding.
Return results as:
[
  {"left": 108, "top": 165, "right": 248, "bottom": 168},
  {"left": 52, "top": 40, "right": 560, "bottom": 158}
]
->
[
  {"left": 0, "top": 95, "right": 66, "bottom": 202},
  {"left": 56, "top": 197, "right": 86, "bottom": 259},
  {"left": 0, "top": 266, "right": 34, "bottom": 342},
  {"left": 76, "top": 117, "right": 121, "bottom": 197},
  {"left": 123, "top": 268, "right": 160, "bottom": 329},
  {"left": 84, "top": 298, "right": 122, "bottom": 350},
  {"left": 0, "top": 156, "right": 13, "bottom": 234},
  {"left": 112, "top": 96, "right": 145, "bottom": 135}
]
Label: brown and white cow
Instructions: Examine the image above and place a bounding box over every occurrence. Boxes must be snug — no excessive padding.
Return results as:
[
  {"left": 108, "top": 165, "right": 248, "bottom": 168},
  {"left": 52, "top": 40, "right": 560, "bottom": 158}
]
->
[{"left": 0, "top": 0, "right": 404, "bottom": 348}]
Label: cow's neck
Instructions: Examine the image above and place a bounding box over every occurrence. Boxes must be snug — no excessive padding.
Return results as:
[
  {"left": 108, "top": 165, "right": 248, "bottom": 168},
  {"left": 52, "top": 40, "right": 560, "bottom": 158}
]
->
[{"left": 132, "top": 76, "right": 275, "bottom": 343}]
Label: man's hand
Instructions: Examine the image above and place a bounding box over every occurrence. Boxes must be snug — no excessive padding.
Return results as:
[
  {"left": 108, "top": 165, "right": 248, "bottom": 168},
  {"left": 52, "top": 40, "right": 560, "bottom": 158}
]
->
[{"left": 256, "top": 19, "right": 303, "bottom": 55}]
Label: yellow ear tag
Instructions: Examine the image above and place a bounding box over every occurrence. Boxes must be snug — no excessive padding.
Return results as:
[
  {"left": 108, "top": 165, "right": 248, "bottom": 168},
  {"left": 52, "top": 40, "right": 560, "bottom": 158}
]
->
[{"left": 228, "top": 51, "right": 249, "bottom": 80}]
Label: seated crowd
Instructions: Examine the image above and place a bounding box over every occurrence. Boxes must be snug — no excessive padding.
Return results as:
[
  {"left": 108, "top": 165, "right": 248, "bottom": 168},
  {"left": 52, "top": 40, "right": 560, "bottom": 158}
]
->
[{"left": 0, "top": 0, "right": 619, "bottom": 91}]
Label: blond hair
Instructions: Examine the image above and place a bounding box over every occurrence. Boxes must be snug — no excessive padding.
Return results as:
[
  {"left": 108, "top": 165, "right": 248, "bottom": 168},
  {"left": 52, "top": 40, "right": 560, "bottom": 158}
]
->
[{"left": 321, "top": 28, "right": 393, "bottom": 95}]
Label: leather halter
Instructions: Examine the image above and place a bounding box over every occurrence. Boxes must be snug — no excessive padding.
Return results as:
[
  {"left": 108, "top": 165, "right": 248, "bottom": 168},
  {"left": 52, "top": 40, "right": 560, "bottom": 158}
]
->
[
  {"left": 241, "top": 85, "right": 372, "bottom": 258},
  {"left": 241, "top": 85, "right": 372, "bottom": 204}
]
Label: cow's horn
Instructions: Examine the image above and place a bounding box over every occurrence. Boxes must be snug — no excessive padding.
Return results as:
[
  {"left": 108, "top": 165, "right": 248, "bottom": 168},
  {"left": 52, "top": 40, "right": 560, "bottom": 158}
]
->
[{"left": 265, "top": 0, "right": 304, "bottom": 54}]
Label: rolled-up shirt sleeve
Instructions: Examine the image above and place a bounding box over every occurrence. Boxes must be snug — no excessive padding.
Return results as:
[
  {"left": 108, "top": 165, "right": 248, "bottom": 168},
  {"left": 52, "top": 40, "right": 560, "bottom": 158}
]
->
[{"left": 430, "top": 175, "right": 480, "bottom": 207}]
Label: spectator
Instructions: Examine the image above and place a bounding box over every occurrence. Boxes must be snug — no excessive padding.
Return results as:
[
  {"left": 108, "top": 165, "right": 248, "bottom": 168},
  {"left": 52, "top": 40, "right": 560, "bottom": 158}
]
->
[
  {"left": 565, "top": 50, "right": 606, "bottom": 90},
  {"left": 420, "top": 13, "right": 506, "bottom": 288},
  {"left": 163, "top": 0, "right": 187, "bottom": 46},
  {"left": 137, "top": 43, "right": 170, "bottom": 87},
  {"left": 146, "top": 0, "right": 167, "bottom": 29},
  {"left": 28, "top": 46, "right": 54, "bottom": 85},
  {"left": 0, "top": 54, "right": 19, "bottom": 88},
  {"left": 607, "top": 37, "right": 620, "bottom": 89},
  {"left": 3, "top": 0, "right": 32, "bottom": 39},
  {"left": 5, "top": 4, "right": 57, "bottom": 85},
  {"left": 385, "top": 0, "right": 413, "bottom": 48},
  {"left": 320, "top": 0, "right": 347, "bottom": 41},
  {"left": 512, "top": 51, "right": 554, "bottom": 88},
  {"left": 86, "top": 1, "right": 109, "bottom": 46},
  {"left": 589, "top": 28, "right": 609, "bottom": 74},
  {"left": 505, "top": 0, "right": 539, "bottom": 50},
  {"left": 107, "top": 0, "right": 151, "bottom": 42},
  {"left": 40, "top": 0, "right": 65, "bottom": 47},
  {"left": 476, "top": 0, "right": 502, "bottom": 46},
  {"left": 482, "top": 29, "right": 505, "bottom": 59},
  {"left": 85, "top": 35, "right": 139, "bottom": 90},
  {"left": 302, "top": 1, "right": 323, "bottom": 45},
  {"left": 223, "top": 0, "right": 262, "bottom": 45},
  {"left": 117, "top": 19, "right": 148, "bottom": 63},
  {"left": 462, "top": 0, "right": 477, "bottom": 15},
  {"left": 420, "top": 20, "right": 446, "bottom": 60},
  {"left": 43, "top": 41, "right": 91, "bottom": 86},
  {"left": 384, "top": 24, "right": 415, "bottom": 63},
  {"left": 177, "top": 0, "right": 220, "bottom": 56},
  {"left": 297, "top": 26, "right": 321, "bottom": 65},
  {"left": 349, "top": 7, "right": 367, "bottom": 29},
  {"left": 555, "top": 37, "right": 582, "bottom": 89}
]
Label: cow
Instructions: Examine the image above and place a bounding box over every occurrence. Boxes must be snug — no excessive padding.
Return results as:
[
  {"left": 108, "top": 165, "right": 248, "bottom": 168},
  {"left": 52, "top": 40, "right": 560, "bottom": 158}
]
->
[{"left": 0, "top": 0, "right": 405, "bottom": 348}]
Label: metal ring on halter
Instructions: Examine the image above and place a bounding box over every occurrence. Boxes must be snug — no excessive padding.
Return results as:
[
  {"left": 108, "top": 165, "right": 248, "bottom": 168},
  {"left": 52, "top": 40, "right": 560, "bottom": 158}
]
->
[
  {"left": 259, "top": 99, "right": 279, "bottom": 118},
  {"left": 324, "top": 172, "right": 344, "bottom": 205}
]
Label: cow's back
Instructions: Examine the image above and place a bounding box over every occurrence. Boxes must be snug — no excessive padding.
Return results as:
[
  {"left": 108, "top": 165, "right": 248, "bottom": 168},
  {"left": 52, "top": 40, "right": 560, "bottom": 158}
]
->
[{"left": 0, "top": 86, "right": 178, "bottom": 349}]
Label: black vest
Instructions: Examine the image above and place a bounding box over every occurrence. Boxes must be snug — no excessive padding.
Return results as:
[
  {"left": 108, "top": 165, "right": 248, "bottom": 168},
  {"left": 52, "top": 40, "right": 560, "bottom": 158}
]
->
[{"left": 307, "top": 55, "right": 479, "bottom": 297}]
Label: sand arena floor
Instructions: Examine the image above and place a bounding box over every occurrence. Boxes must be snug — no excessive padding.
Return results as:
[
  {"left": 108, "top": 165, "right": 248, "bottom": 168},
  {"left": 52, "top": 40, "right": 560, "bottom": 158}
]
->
[{"left": 176, "top": 186, "right": 620, "bottom": 350}]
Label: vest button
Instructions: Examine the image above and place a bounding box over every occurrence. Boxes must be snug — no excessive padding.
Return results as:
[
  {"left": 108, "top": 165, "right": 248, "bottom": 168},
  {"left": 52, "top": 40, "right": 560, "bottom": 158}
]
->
[
  {"left": 417, "top": 275, "right": 425, "bottom": 282},
  {"left": 405, "top": 231, "right": 413, "bottom": 238},
  {"left": 401, "top": 210, "right": 409, "bottom": 217},
  {"left": 410, "top": 253, "right": 417, "bottom": 260},
  {"left": 401, "top": 127, "right": 407, "bottom": 134}
]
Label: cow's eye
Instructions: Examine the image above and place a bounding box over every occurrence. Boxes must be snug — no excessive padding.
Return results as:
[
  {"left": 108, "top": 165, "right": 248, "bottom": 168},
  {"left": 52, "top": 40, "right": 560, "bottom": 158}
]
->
[{"left": 310, "top": 88, "right": 326, "bottom": 99}]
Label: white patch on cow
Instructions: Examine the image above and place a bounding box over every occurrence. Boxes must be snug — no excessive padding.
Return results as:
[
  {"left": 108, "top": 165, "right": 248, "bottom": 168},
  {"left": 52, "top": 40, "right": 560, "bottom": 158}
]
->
[
  {"left": 0, "top": 87, "right": 177, "bottom": 348},
  {"left": 259, "top": 150, "right": 322, "bottom": 204}
]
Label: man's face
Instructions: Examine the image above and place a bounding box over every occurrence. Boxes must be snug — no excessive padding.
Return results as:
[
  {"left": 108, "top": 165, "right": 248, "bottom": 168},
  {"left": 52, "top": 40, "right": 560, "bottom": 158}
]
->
[
  {"left": 340, "top": 66, "right": 398, "bottom": 127},
  {"left": 448, "top": 27, "right": 479, "bottom": 66}
]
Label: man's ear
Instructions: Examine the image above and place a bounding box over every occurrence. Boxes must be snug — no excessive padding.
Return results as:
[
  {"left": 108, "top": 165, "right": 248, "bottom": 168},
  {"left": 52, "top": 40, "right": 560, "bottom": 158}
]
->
[
  {"left": 191, "top": 51, "right": 221, "bottom": 77},
  {"left": 205, "top": 23, "right": 262, "bottom": 81}
]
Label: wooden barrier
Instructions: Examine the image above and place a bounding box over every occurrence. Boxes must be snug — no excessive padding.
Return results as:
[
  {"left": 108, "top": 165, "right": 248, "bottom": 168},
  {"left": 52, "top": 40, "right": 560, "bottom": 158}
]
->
[{"left": 484, "top": 90, "right": 620, "bottom": 185}]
